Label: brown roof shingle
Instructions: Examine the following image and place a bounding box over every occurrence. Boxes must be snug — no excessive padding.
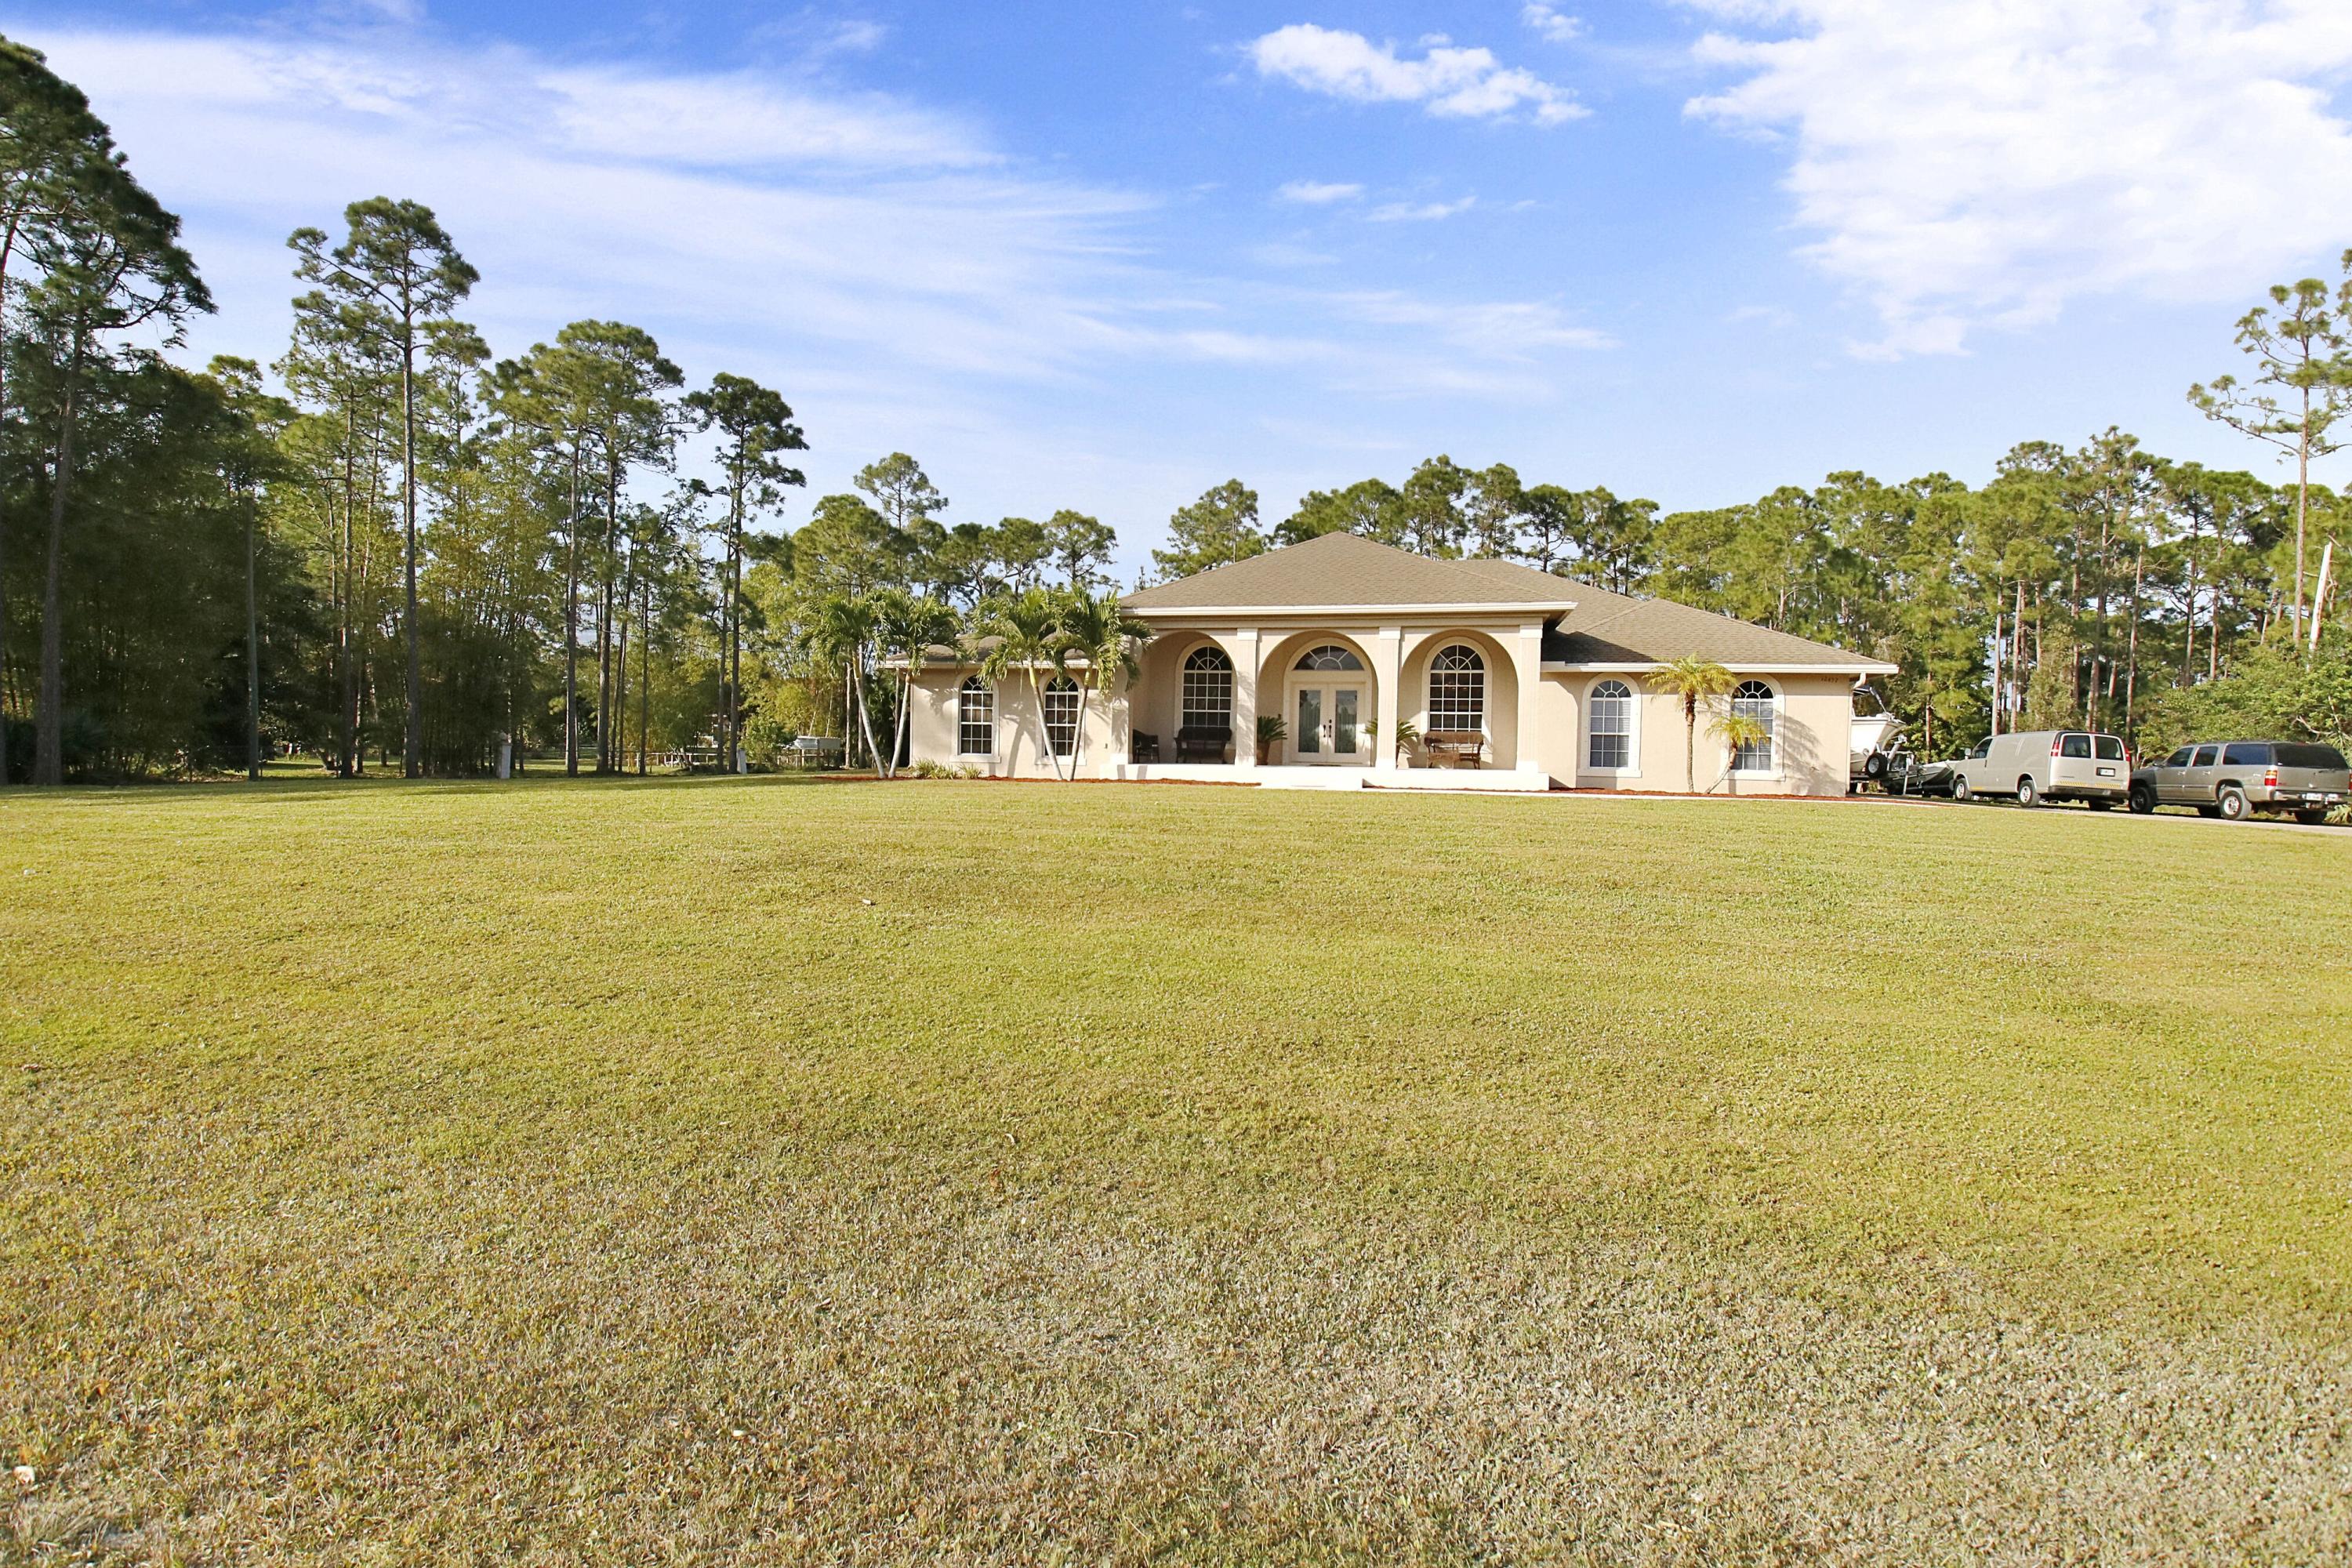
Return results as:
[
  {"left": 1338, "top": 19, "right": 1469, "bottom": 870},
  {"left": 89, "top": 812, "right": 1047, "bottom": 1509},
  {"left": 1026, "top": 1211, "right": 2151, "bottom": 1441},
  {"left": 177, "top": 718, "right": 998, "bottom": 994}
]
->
[
  {"left": 1122, "top": 532, "right": 1576, "bottom": 611},
  {"left": 1123, "top": 532, "right": 1893, "bottom": 670}
]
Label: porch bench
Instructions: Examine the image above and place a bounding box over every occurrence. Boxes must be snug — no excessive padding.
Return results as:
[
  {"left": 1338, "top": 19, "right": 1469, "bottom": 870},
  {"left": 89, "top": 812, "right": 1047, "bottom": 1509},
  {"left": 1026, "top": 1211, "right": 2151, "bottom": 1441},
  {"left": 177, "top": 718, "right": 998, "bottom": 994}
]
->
[
  {"left": 1174, "top": 724, "right": 1233, "bottom": 764},
  {"left": 1423, "top": 729, "right": 1485, "bottom": 768}
]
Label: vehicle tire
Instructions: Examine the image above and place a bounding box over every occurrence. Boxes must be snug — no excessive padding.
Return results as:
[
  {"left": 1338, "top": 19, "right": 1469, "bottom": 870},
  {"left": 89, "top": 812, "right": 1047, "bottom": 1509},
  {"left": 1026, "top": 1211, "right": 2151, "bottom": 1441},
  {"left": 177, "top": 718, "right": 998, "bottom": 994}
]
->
[
  {"left": 2129, "top": 783, "right": 2156, "bottom": 815},
  {"left": 2017, "top": 776, "right": 2040, "bottom": 808},
  {"left": 2217, "top": 786, "right": 2250, "bottom": 822},
  {"left": 2296, "top": 808, "right": 2328, "bottom": 826},
  {"left": 1864, "top": 752, "right": 1889, "bottom": 781},
  {"left": 1951, "top": 775, "right": 1972, "bottom": 803}
]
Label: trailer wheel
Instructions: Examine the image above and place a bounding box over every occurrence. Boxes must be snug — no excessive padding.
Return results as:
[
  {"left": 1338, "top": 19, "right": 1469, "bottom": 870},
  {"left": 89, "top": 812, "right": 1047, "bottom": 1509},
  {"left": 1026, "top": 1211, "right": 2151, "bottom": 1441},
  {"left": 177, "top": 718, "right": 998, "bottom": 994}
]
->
[{"left": 1864, "top": 752, "right": 1889, "bottom": 781}]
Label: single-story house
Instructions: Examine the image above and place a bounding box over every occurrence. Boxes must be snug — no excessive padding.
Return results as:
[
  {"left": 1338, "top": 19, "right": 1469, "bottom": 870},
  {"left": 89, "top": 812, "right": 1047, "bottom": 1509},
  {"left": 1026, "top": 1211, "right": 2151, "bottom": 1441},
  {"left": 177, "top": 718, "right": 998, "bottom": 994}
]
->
[{"left": 904, "top": 532, "right": 1897, "bottom": 792}]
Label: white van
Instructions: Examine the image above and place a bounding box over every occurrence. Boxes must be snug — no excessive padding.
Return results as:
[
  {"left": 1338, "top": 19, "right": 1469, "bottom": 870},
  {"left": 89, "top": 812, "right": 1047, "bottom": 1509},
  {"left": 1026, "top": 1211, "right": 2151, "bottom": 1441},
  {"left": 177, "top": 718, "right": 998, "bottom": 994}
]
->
[{"left": 1949, "top": 730, "right": 2129, "bottom": 808}]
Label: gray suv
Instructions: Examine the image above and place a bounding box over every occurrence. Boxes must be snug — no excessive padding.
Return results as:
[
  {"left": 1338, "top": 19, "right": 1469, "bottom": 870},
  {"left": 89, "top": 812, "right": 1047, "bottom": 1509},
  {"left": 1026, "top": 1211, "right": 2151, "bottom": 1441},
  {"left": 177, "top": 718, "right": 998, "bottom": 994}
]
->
[{"left": 2128, "top": 740, "right": 2350, "bottom": 824}]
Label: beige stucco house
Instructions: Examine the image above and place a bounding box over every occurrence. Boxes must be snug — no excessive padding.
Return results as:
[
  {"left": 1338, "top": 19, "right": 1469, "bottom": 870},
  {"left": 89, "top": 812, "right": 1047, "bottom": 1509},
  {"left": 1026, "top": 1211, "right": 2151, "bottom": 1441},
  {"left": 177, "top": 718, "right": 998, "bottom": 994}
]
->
[{"left": 903, "top": 532, "right": 1896, "bottom": 793}]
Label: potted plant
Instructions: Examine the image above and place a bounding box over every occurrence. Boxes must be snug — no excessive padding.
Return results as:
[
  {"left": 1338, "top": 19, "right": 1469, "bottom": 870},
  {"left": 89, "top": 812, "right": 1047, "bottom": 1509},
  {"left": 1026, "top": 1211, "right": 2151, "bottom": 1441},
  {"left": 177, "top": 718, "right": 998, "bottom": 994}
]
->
[
  {"left": 1255, "top": 713, "right": 1287, "bottom": 765},
  {"left": 1367, "top": 719, "right": 1420, "bottom": 766}
]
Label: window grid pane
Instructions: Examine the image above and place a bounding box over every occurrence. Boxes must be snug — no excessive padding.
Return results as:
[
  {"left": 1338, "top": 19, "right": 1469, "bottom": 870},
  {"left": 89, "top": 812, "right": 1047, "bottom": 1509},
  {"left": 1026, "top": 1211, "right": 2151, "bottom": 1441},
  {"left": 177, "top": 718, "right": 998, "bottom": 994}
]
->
[
  {"left": 1428, "top": 645, "right": 1485, "bottom": 731},
  {"left": 1181, "top": 648, "right": 1234, "bottom": 730},
  {"left": 957, "top": 678, "right": 994, "bottom": 755},
  {"left": 1045, "top": 677, "right": 1080, "bottom": 756},
  {"left": 1731, "top": 680, "right": 1774, "bottom": 771},
  {"left": 1588, "top": 679, "right": 1632, "bottom": 769},
  {"left": 1295, "top": 644, "right": 1365, "bottom": 672}
]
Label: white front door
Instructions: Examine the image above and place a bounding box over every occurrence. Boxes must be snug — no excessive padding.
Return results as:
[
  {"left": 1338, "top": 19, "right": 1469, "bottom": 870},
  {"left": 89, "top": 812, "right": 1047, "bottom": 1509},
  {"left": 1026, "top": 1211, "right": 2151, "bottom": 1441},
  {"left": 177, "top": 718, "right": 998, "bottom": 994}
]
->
[{"left": 1291, "top": 682, "right": 1367, "bottom": 764}]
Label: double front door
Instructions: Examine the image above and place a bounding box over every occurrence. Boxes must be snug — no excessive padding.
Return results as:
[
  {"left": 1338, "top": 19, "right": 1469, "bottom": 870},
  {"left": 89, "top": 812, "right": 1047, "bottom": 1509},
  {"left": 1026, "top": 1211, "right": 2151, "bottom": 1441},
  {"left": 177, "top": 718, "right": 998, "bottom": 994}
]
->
[{"left": 1292, "top": 681, "right": 1367, "bottom": 764}]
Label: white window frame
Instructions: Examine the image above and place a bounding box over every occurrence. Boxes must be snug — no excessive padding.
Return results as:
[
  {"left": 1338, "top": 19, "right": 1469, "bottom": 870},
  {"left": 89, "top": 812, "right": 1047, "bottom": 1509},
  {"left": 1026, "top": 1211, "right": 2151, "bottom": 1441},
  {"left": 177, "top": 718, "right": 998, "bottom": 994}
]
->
[
  {"left": 956, "top": 676, "right": 995, "bottom": 757},
  {"left": 1180, "top": 645, "right": 1235, "bottom": 731},
  {"left": 1729, "top": 678, "right": 1780, "bottom": 777},
  {"left": 1584, "top": 677, "right": 1639, "bottom": 777},
  {"left": 1425, "top": 644, "right": 1486, "bottom": 735},
  {"left": 1044, "top": 675, "right": 1080, "bottom": 757}
]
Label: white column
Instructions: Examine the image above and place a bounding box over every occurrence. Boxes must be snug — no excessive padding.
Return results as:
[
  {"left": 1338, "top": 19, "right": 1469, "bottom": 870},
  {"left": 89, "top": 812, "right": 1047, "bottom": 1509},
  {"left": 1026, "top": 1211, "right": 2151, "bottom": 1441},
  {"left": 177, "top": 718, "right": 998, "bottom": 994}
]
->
[
  {"left": 1374, "top": 624, "right": 1403, "bottom": 771},
  {"left": 1514, "top": 622, "right": 1546, "bottom": 777},
  {"left": 1227, "top": 626, "right": 1261, "bottom": 768}
]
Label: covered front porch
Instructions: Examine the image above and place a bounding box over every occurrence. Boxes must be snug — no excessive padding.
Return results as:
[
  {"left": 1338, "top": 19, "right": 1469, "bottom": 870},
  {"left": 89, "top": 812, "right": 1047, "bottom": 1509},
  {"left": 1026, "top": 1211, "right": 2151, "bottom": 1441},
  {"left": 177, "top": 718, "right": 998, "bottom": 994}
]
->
[
  {"left": 1101, "top": 761, "right": 1554, "bottom": 792},
  {"left": 1117, "top": 619, "right": 1552, "bottom": 786}
]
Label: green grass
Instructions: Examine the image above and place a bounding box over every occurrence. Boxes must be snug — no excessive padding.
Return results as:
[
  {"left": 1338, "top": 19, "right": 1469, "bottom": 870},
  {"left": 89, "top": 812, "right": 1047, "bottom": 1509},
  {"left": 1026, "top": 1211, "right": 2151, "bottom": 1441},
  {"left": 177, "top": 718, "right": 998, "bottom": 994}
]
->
[{"left": 4, "top": 776, "right": 2350, "bottom": 1563}]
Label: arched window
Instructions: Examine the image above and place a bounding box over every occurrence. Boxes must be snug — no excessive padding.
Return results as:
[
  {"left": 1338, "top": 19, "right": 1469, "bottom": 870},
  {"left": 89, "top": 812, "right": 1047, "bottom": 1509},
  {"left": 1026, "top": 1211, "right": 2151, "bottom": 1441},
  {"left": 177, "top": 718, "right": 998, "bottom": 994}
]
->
[
  {"left": 1294, "top": 643, "right": 1365, "bottom": 672},
  {"left": 1427, "top": 644, "right": 1486, "bottom": 732},
  {"left": 1730, "top": 679, "right": 1776, "bottom": 771},
  {"left": 957, "top": 676, "right": 994, "bottom": 756},
  {"left": 1181, "top": 646, "right": 1233, "bottom": 730},
  {"left": 1588, "top": 679, "right": 1634, "bottom": 769},
  {"left": 1044, "top": 675, "right": 1080, "bottom": 757}
]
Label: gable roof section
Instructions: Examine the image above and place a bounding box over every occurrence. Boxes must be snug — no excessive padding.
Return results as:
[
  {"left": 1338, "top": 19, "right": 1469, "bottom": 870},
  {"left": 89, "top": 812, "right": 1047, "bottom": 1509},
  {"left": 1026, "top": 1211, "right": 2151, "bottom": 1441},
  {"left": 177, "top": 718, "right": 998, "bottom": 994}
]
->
[
  {"left": 1544, "top": 592, "right": 1896, "bottom": 671},
  {"left": 1123, "top": 529, "right": 1893, "bottom": 670},
  {"left": 1122, "top": 531, "right": 1576, "bottom": 612}
]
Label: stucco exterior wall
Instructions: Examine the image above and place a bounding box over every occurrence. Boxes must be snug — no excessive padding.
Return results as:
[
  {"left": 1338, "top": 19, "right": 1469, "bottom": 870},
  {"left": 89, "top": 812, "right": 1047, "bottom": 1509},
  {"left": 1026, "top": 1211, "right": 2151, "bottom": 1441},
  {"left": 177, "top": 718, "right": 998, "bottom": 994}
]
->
[
  {"left": 1549, "top": 670, "right": 1853, "bottom": 795},
  {"left": 906, "top": 667, "right": 1121, "bottom": 779},
  {"left": 906, "top": 655, "right": 1859, "bottom": 793}
]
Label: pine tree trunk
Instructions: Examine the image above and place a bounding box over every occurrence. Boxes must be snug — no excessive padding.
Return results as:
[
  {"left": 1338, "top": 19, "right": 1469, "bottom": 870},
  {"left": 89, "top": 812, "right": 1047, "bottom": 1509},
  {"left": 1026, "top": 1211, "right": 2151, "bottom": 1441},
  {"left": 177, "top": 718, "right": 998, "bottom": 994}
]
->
[
  {"left": 2123, "top": 546, "right": 2144, "bottom": 743},
  {"left": 32, "top": 328, "right": 83, "bottom": 786},
  {"left": 563, "top": 444, "right": 583, "bottom": 776},
  {"left": 401, "top": 336, "right": 420, "bottom": 779},
  {"left": 637, "top": 570, "right": 652, "bottom": 777},
  {"left": 246, "top": 485, "right": 262, "bottom": 780}
]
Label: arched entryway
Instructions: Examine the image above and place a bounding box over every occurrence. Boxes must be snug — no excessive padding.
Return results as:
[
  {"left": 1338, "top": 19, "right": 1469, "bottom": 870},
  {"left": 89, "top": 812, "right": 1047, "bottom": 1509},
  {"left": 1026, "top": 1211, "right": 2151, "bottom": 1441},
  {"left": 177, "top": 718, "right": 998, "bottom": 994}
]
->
[{"left": 1276, "top": 637, "right": 1375, "bottom": 767}]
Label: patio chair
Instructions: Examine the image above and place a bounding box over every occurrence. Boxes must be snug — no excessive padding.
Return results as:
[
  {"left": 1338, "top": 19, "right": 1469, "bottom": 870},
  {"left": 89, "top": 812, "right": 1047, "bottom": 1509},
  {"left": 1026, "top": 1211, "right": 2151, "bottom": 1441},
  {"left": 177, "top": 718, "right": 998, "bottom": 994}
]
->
[{"left": 1131, "top": 731, "right": 1162, "bottom": 763}]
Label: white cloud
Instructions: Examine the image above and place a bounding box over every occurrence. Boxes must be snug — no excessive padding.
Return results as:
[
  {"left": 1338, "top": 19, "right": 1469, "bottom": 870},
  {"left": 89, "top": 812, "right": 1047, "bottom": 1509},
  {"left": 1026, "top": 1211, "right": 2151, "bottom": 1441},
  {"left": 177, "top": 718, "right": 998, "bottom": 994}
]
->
[
  {"left": 1683, "top": 0, "right": 2352, "bottom": 358},
  {"left": 1523, "top": 5, "right": 1585, "bottom": 44},
  {"left": 1247, "top": 23, "right": 1588, "bottom": 125},
  {"left": 1276, "top": 180, "right": 1364, "bottom": 204},
  {"left": 1368, "top": 196, "right": 1478, "bottom": 223},
  {"left": 24, "top": 18, "right": 1618, "bottom": 558}
]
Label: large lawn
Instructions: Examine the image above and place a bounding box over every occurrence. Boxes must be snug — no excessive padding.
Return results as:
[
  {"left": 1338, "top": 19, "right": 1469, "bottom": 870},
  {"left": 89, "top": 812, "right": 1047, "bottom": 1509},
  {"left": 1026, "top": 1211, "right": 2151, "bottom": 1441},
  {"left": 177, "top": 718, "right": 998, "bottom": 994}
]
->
[{"left": 5, "top": 776, "right": 2350, "bottom": 1563}]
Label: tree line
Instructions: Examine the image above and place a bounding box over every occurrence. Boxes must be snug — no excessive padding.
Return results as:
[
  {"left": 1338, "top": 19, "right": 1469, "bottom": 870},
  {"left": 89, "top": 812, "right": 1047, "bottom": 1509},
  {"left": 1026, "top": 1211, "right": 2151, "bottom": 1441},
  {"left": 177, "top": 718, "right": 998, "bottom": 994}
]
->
[{"left": 0, "top": 36, "right": 2345, "bottom": 783}]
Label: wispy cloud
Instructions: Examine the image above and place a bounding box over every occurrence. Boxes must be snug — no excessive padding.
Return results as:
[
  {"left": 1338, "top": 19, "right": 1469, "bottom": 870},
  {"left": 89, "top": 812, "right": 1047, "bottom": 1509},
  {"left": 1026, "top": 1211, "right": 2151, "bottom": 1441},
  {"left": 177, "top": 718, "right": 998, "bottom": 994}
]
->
[
  {"left": 26, "top": 15, "right": 1621, "bottom": 553},
  {"left": 1368, "top": 196, "right": 1477, "bottom": 223},
  {"left": 1247, "top": 23, "right": 1587, "bottom": 125},
  {"left": 1522, "top": 5, "right": 1584, "bottom": 44},
  {"left": 1683, "top": 0, "right": 2352, "bottom": 358},
  {"left": 1276, "top": 180, "right": 1364, "bottom": 205}
]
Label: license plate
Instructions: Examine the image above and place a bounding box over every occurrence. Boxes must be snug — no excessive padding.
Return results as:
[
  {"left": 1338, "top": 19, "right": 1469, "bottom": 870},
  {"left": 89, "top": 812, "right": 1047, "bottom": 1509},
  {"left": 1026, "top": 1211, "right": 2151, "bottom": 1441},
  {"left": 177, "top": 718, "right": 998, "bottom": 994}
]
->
[{"left": 2096, "top": 766, "right": 2116, "bottom": 777}]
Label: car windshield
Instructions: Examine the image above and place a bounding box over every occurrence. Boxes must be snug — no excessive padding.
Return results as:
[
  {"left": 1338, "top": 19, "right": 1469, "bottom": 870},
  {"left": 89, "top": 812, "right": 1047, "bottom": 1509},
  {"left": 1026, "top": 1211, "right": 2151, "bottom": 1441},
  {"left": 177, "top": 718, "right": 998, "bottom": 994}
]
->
[
  {"left": 2093, "top": 735, "right": 2125, "bottom": 760},
  {"left": 2276, "top": 743, "right": 2350, "bottom": 770},
  {"left": 2060, "top": 734, "right": 2091, "bottom": 758}
]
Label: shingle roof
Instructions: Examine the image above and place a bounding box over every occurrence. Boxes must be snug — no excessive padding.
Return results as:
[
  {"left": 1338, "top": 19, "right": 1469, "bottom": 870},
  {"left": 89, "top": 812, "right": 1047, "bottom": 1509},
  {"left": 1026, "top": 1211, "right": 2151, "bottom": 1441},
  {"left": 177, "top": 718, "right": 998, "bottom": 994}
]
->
[
  {"left": 1122, "top": 532, "right": 1577, "bottom": 612},
  {"left": 1542, "top": 586, "right": 1896, "bottom": 670},
  {"left": 1121, "top": 532, "right": 1893, "bottom": 670}
]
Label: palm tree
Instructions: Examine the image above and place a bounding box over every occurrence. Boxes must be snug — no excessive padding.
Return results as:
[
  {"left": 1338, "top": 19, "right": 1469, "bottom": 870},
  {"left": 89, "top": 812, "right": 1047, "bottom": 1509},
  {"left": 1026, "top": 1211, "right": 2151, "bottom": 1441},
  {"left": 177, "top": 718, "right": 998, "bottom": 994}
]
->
[
  {"left": 1053, "top": 588, "right": 1152, "bottom": 778},
  {"left": 1707, "top": 713, "right": 1773, "bottom": 796},
  {"left": 808, "top": 593, "right": 882, "bottom": 777},
  {"left": 977, "top": 587, "right": 1071, "bottom": 781},
  {"left": 1646, "top": 656, "right": 1737, "bottom": 793},
  {"left": 873, "top": 587, "right": 960, "bottom": 780}
]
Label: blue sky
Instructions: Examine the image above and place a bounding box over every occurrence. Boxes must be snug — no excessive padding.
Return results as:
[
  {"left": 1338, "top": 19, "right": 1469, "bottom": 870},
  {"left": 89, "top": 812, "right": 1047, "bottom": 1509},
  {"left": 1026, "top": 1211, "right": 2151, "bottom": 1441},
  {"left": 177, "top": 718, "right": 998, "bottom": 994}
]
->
[{"left": 15, "top": 2, "right": 2352, "bottom": 579}]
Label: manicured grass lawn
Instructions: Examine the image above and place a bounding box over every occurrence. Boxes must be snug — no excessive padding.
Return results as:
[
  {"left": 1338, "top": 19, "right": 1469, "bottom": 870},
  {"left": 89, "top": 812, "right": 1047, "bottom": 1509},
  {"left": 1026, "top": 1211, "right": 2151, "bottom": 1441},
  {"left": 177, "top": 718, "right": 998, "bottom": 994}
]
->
[{"left": 5, "top": 776, "right": 2350, "bottom": 1563}]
